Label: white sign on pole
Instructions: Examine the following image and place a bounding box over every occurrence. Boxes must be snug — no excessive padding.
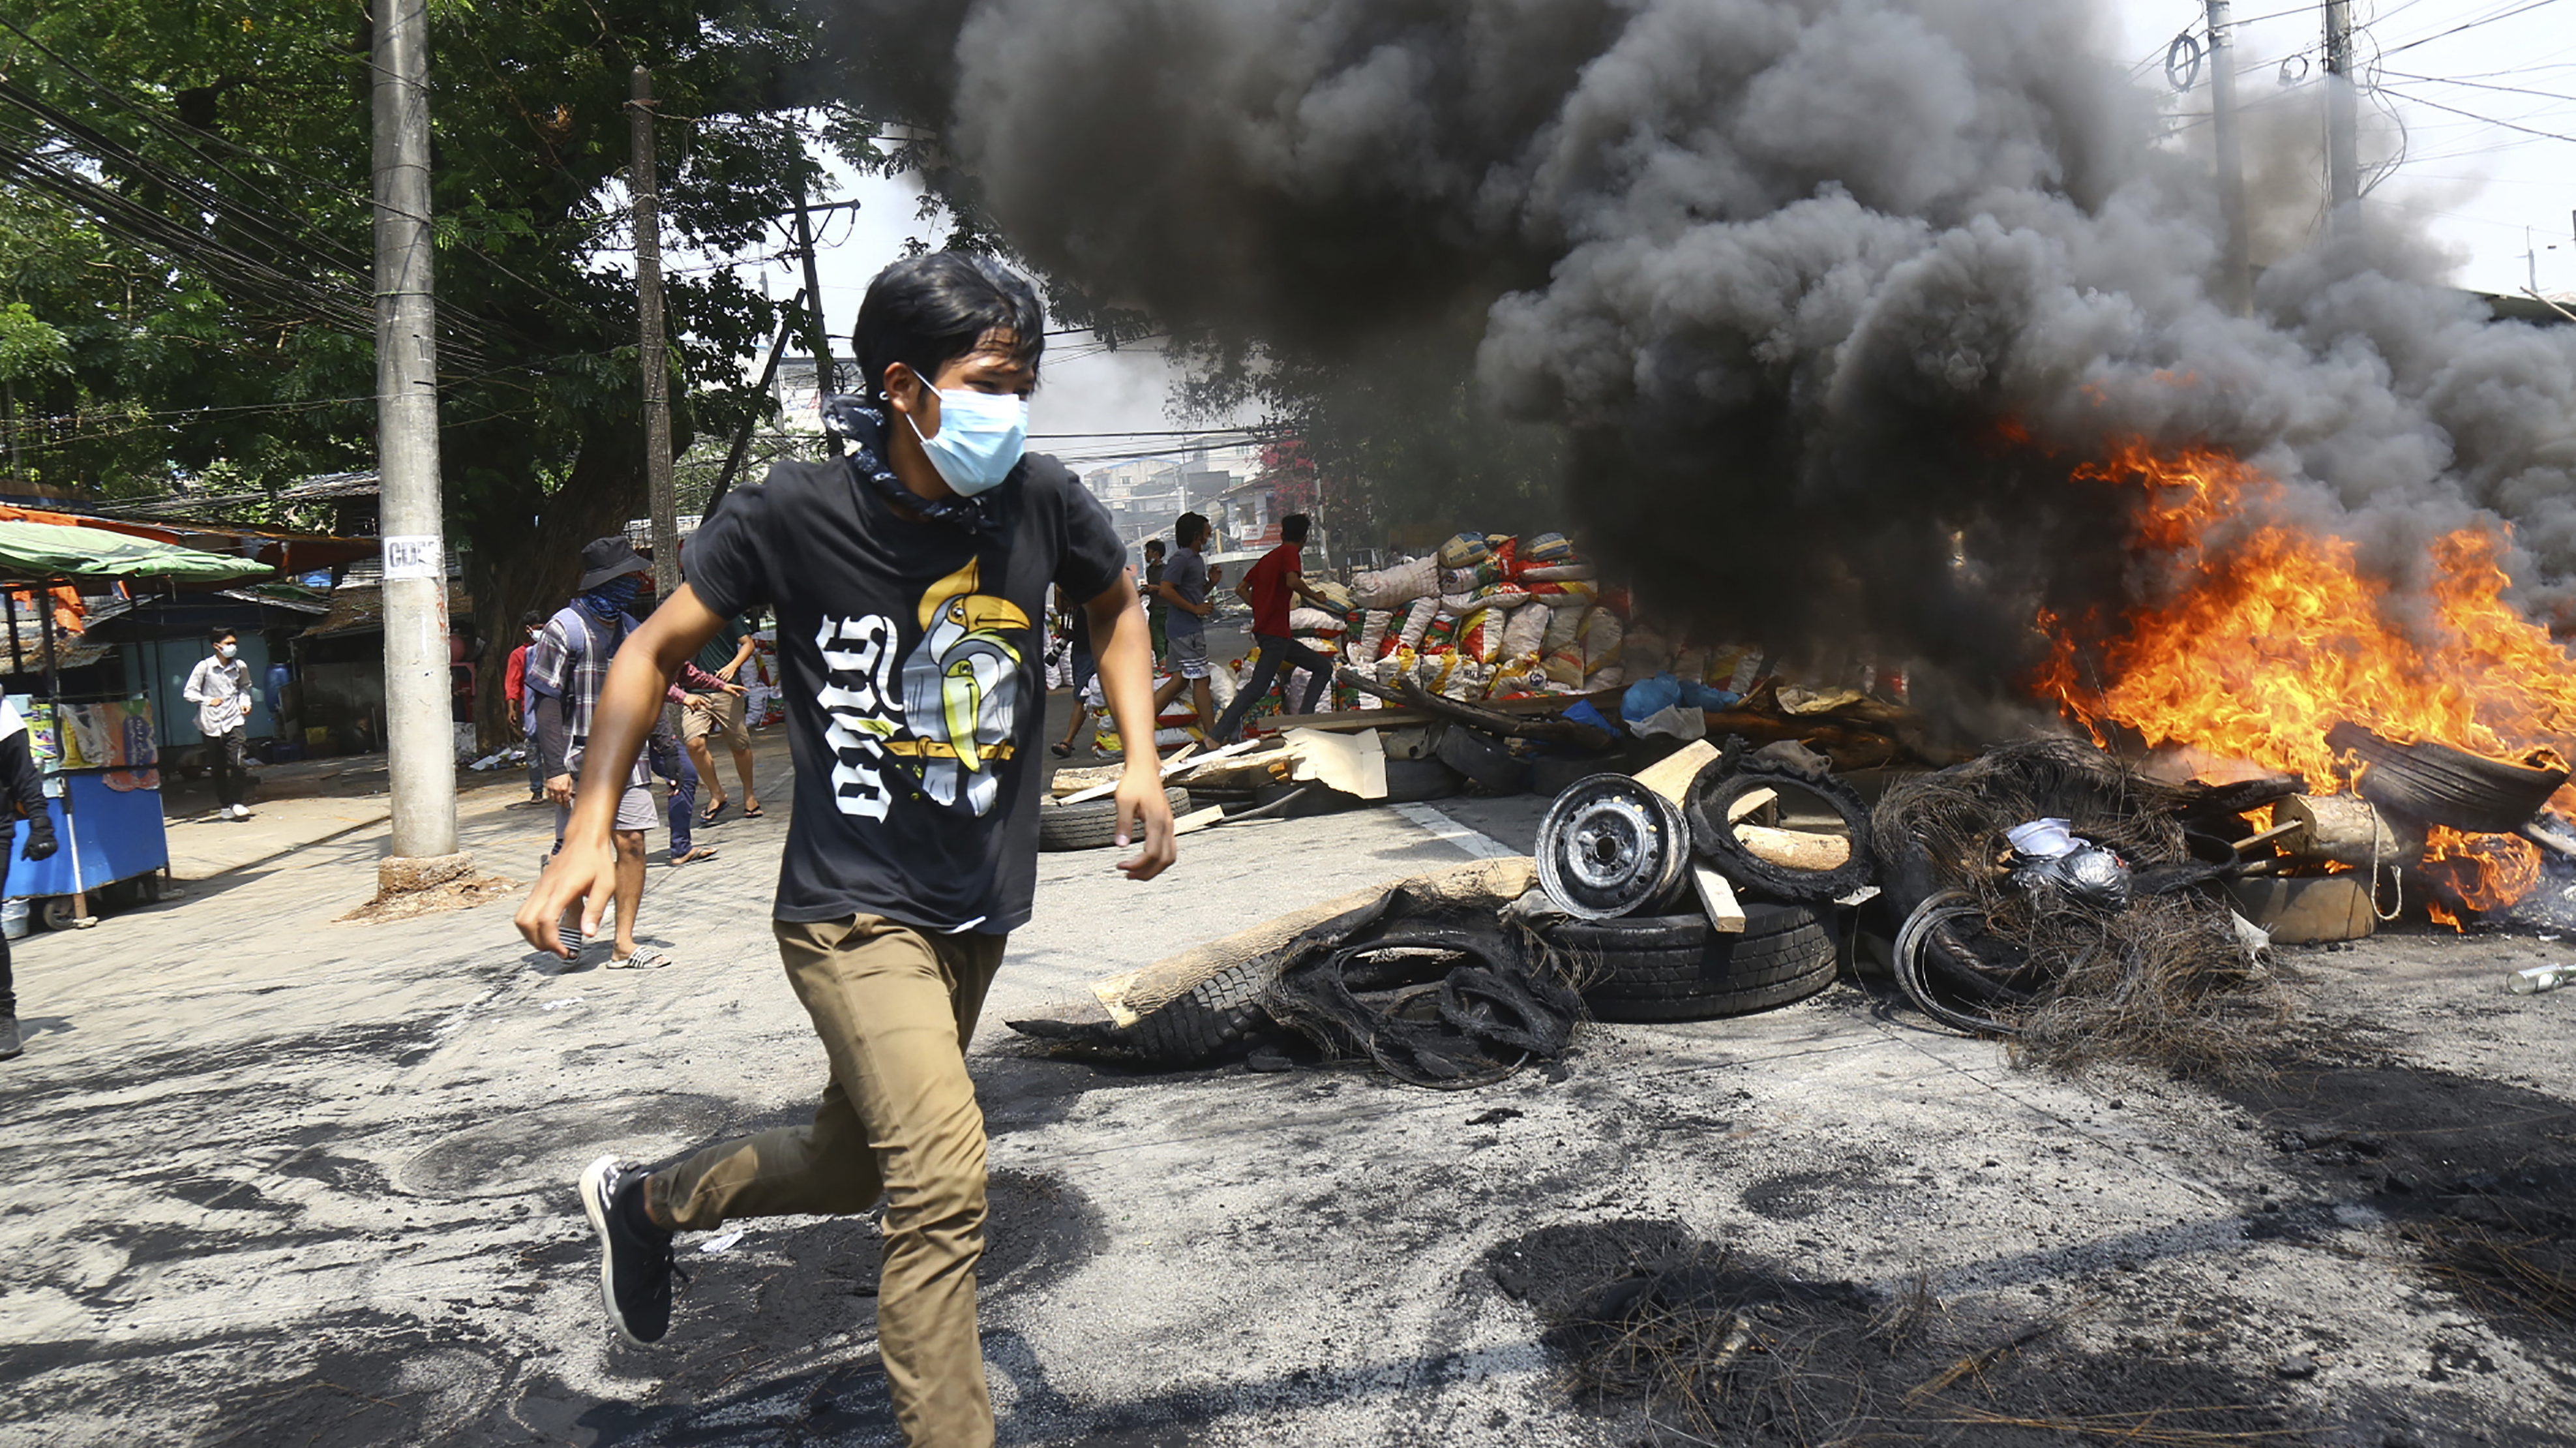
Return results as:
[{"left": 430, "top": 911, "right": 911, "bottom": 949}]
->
[{"left": 381, "top": 535, "right": 442, "bottom": 580}]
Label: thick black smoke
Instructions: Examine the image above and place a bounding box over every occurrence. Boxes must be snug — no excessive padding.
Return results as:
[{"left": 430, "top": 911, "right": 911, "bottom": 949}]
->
[{"left": 820, "top": 0, "right": 2576, "bottom": 704}]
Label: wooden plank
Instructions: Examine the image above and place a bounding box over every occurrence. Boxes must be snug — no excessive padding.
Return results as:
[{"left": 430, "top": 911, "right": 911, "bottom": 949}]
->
[
  {"left": 1266, "top": 689, "right": 1620, "bottom": 732},
  {"left": 1632, "top": 739, "right": 1719, "bottom": 804},
  {"left": 1059, "top": 737, "right": 1257, "bottom": 804},
  {"left": 1691, "top": 865, "right": 1748, "bottom": 934}
]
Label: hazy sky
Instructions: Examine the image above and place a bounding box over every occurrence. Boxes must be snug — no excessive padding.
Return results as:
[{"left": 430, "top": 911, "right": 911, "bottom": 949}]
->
[{"left": 700, "top": 1, "right": 2576, "bottom": 451}]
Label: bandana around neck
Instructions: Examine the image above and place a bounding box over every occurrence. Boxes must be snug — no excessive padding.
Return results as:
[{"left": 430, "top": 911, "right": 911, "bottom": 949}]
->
[{"left": 820, "top": 395, "right": 1006, "bottom": 536}]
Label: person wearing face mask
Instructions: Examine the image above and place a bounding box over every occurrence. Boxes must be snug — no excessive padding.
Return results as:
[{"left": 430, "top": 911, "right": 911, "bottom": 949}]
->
[
  {"left": 524, "top": 537, "right": 672, "bottom": 969},
  {"left": 518, "top": 252, "right": 1176, "bottom": 1448},
  {"left": 182, "top": 627, "right": 256, "bottom": 820}
]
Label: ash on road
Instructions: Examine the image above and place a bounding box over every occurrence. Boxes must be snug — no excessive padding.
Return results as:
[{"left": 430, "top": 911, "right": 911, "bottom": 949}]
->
[{"left": 3, "top": 742, "right": 2571, "bottom": 1446}]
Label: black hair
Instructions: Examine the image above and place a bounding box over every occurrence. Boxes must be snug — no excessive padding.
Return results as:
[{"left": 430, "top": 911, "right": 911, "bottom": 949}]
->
[
  {"left": 209, "top": 627, "right": 236, "bottom": 646},
  {"left": 1176, "top": 512, "right": 1210, "bottom": 547},
  {"left": 519, "top": 609, "right": 544, "bottom": 628},
  {"left": 1143, "top": 537, "right": 1165, "bottom": 556},
  {"left": 852, "top": 252, "right": 1045, "bottom": 404},
  {"left": 1280, "top": 513, "right": 1311, "bottom": 544}
]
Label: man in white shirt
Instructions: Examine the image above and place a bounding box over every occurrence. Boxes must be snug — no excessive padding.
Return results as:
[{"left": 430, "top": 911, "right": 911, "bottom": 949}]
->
[{"left": 181, "top": 627, "right": 255, "bottom": 820}]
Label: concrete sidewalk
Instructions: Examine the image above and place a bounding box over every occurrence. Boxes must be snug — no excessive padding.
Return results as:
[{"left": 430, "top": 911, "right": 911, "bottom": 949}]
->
[{"left": 3, "top": 720, "right": 2571, "bottom": 1446}]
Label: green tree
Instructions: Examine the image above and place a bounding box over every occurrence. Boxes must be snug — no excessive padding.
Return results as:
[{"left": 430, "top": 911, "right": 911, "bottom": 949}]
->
[{"left": 0, "top": 1, "right": 884, "bottom": 738}]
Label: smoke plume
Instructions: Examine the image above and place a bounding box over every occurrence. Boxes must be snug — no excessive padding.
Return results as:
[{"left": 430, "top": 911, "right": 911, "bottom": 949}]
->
[{"left": 821, "top": 0, "right": 2576, "bottom": 705}]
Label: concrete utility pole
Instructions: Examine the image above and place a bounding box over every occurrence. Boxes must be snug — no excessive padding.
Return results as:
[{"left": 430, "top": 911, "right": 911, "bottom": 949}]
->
[
  {"left": 370, "top": 0, "right": 462, "bottom": 880},
  {"left": 2207, "top": 0, "right": 2252, "bottom": 314},
  {"left": 791, "top": 178, "right": 837, "bottom": 401},
  {"left": 629, "top": 67, "right": 679, "bottom": 599},
  {"left": 2324, "top": 0, "right": 2361, "bottom": 219}
]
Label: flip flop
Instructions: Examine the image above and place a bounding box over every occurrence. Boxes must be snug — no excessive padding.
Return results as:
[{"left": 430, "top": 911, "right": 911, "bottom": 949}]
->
[
  {"left": 1049, "top": 742, "right": 1073, "bottom": 758},
  {"left": 607, "top": 944, "right": 674, "bottom": 970},
  {"left": 741, "top": 804, "right": 766, "bottom": 819},
  {"left": 671, "top": 846, "right": 719, "bottom": 866},
  {"left": 700, "top": 800, "right": 729, "bottom": 825}
]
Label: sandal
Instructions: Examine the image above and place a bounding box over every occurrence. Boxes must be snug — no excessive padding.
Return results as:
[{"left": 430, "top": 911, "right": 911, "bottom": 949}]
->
[
  {"left": 1049, "top": 742, "right": 1073, "bottom": 758},
  {"left": 741, "top": 804, "right": 765, "bottom": 819},
  {"left": 671, "top": 846, "right": 719, "bottom": 866},
  {"left": 700, "top": 800, "right": 729, "bottom": 826},
  {"left": 607, "top": 945, "right": 674, "bottom": 970}
]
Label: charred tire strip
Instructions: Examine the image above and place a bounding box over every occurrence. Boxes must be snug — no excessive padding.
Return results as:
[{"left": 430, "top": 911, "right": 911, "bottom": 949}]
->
[
  {"left": 1123, "top": 954, "right": 1284, "bottom": 1065},
  {"left": 1434, "top": 725, "right": 1531, "bottom": 794},
  {"left": 1038, "top": 787, "right": 1194, "bottom": 851},
  {"left": 1685, "top": 768, "right": 1876, "bottom": 903},
  {"left": 1545, "top": 903, "right": 1837, "bottom": 1023}
]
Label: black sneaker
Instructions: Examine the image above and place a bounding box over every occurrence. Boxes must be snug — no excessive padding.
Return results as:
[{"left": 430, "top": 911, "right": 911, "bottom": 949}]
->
[
  {"left": 0, "top": 1016, "right": 20, "bottom": 1060},
  {"left": 578, "top": 1156, "right": 679, "bottom": 1345}
]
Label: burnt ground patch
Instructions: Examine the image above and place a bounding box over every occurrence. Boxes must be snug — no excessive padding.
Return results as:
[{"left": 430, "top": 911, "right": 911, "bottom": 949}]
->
[
  {"left": 1482, "top": 1219, "right": 2543, "bottom": 1448},
  {"left": 2217, "top": 1057, "right": 2576, "bottom": 1357}
]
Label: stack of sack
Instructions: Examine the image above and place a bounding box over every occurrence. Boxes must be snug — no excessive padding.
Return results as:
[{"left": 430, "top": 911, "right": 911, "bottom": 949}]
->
[{"left": 1345, "top": 530, "right": 1622, "bottom": 704}]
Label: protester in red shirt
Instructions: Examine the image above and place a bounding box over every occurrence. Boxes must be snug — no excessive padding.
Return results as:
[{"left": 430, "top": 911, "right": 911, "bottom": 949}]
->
[
  {"left": 505, "top": 609, "right": 543, "bottom": 801},
  {"left": 1212, "top": 513, "right": 1337, "bottom": 742}
]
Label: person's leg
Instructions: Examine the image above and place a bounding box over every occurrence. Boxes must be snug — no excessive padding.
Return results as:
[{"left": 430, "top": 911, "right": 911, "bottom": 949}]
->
[
  {"left": 683, "top": 720, "right": 724, "bottom": 815},
  {"left": 650, "top": 736, "right": 699, "bottom": 861},
  {"left": 1056, "top": 654, "right": 1098, "bottom": 751},
  {"left": 610, "top": 828, "right": 646, "bottom": 956},
  {"left": 524, "top": 702, "right": 545, "bottom": 799},
  {"left": 1212, "top": 640, "right": 1287, "bottom": 742},
  {"left": 0, "top": 931, "right": 17, "bottom": 1059},
  {"left": 211, "top": 730, "right": 243, "bottom": 810},
  {"left": 1280, "top": 635, "right": 1337, "bottom": 714},
  {"left": 1190, "top": 676, "right": 1214, "bottom": 732},
  {"left": 651, "top": 916, "right": 1007, "bottom": 1445},
  {"left": 719, "top": 697, "right": 761, "bottom": 813}
]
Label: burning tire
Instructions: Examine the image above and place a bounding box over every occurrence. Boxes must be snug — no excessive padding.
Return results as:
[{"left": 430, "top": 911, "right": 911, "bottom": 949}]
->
[
  {"left": 1038, "top": 787, "right": 1194, "bottom": 851},
  {"left": 1542, "top": 903, "right": 1836, "bottom": 1023},
  {"left": 2326, "top": 722, "right": 2569, "bottom": 834}
]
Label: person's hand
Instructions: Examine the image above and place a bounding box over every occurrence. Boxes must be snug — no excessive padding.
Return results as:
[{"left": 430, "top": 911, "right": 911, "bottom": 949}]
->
[
  {"left": 239, "top": 699, "right": 253, "bottom": 716},
  {"left": 22, "top": 826, "right": 57, "bottom": 862},
  {"left": 720, "top": 681, "right": 747, "bottom": 697},
  {"left": 1112, "top": 762, "right": 1178, "bottom": 881},
  {"left": 685, "top": 693, "right": 717, "bottom": 716},
  {"left": 515, "top": 833, "right": 618, "bottom": 958},
  {"left": 544, "top": 772, "right": 575, "bottom": 807}
]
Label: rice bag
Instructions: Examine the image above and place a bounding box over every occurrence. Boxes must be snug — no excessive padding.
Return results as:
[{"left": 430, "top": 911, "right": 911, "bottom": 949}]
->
[
  {"left": 1422, "top": 610, "right": 1461, "bottom": 650},
  {"left": 1356, "top": 608, "right": 1394, "bottom": 660},
  {"left": 1519, "top": 531, "right": 1576, "bottom": 566},
  {"left": 1517, "top": 563, "right": 1596, "bottom": 582},
  {"left": 1289, "top": 606, "right": 1344, "bottom": 636},
  {"left": 1531, "top": 579, "right": 1598, "bottom": 609},
  {"left": 1473, "top": 584, "right": 1531, "bottom": 611},
  {"left": 1437, "top": 532, "right": 1491, "bottom": 570},
  {"left": 1456, "top": 607, "right": 1503, "bottom": 664},
  {"left": 1439, "top": 566, "right": 1482, "bottom": 597},
  {"left": 1306, "top": 579, "right": 1355, "bottom": 613},
  {"left": 1542, "top": 607, "right": 1589, "bottom": 686},
  {"left": 1353, "top": 555, "right": 1439, "bottom": 609},
  {"left": 1487, "top": 652, "right": 1544, "bottom": 699},
  {"left": 1501, "top": 603, "right": 1549, "bottom": 658},
  {"left": 1397, "top": 595, "right": 1441, "bottom": 650},
  {"left": 1578, "top": 607, "right": 1625, "bottom": 678}
]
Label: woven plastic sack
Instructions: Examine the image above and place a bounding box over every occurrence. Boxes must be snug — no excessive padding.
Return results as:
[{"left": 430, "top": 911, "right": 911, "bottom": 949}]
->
[
  {"left": 1531, "top": 579, "right": 1598, "bottom": 609},
  {"left": 1543, "top": 607, "right": 1589, "bottom": 686},
  {"left": 1422, "top": 610, "right": 1461, "bottom": 650},
  {"left": 1441, "top": 659, "right": 1491, "bottom": 701},
  {"left": 1416, "top": 650, "right": 1461, "bottom": 696},
  {"left": 1456, "top": 607, "right": 1503, "bottom": 664},
  {"left": 1621, "top": 624, "right": 1671, "bottom": 679},
  {"left": 1501, "top": 603, "right": 1549, "bottom": 658},
  {"left": 1397, "top": 595, "right": 1440, "bottom": 650},
  {"left": 1306, "top": 579, "right": 1355, "bottom": 612},
  {"left": 1353, "top": 556, "right": 1438, "bottom": 609},
  {"left": 1439, "top": 566, "right": 1482, "bottom": 597},
  {"left": 1437, "top": 532, "right": 1491, "bottom": 570},
  {"left": 1520, "top": 531, "right": 1574, "bottom": 566},
  {"left": 1518, "top": 562, "right": 1595, "bottom": 582},
  {"left": 1439, "top": 591, "right": 1479, "bottom": 614},
  {"left": 1578, "top": 607, "right": 1625, "bottom": 677},
  {"left": 1473, "top": 584, "right": 1531, "bottom": 611},
  {"left": 1356, "top": 608, "right": 1393, "bottom": 660},
  {"left": 1289, "top": 606, "right": 1345, "bottom": 636},
  {"left": 1488, "top": 652, "right": 1544, "bottom": 699}
]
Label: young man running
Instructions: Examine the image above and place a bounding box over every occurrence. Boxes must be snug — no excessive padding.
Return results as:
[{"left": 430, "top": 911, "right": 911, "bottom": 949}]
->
[
  {"left": 1211, "top": 513, "right": 1338, "bottom": 741},
  {"left": 1146, "top": 512, "right": 1218, "bottom": 734},
  {"left": 517, "top": 252, "right": 1175, "bottom": 1448}
]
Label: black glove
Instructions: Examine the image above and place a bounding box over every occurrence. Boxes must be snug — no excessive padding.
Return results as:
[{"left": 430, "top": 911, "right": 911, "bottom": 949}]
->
[{"left": 22, "top": 822, "right": 56, "bottom": 862}]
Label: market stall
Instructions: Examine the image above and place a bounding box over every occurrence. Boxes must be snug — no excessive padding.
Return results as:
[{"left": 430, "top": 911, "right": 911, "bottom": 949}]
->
[{"left": 0, "top": 520, "right": 273, "bottom": 928}]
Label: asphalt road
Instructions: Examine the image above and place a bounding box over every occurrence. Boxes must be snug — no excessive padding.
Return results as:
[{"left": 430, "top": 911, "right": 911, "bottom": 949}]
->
[{"left": 4, "top": 708, "right": 2573, "bottom": 1446}]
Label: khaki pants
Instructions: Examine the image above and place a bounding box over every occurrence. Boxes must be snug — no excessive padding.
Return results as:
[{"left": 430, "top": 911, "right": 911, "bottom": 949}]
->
[{"left": 651, "top": 916, "right": 1006, "bottom": 1448}]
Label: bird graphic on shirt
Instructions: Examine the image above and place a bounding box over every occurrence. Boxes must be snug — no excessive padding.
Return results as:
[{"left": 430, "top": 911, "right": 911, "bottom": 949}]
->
[{"left": 897, "top": 558, "right": 1029, "bottom": 816}]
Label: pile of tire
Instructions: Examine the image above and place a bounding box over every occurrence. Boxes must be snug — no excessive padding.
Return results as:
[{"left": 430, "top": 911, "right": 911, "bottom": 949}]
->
[{"left": 1531, "top": 747, "right": 1870, "bottom": 1024}]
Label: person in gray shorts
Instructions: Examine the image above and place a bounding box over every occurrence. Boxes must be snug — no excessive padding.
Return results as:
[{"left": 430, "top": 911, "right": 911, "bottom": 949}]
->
[
  {"left": 528, "top": 537, "right": 675, "bottom": 969},
  {"left": 1148, "top": 511, "right": 1218, "bottom": 736}
]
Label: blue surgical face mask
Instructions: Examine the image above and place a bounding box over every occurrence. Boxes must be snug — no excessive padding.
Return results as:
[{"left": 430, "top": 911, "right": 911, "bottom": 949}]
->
[{"left": 905, "top": 384, "right": 1030, "bottom": 497}]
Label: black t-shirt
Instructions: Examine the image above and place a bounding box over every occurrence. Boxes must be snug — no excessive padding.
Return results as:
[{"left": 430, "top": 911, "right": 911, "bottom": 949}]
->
[{"left": 686, "top": 451, "right": 1124, "bottom": 933}]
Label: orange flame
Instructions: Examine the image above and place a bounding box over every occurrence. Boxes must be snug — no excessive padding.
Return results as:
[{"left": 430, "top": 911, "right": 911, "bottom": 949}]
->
[{"left": 2034, "top": 440, "right": 2576, "bottom": 919}]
